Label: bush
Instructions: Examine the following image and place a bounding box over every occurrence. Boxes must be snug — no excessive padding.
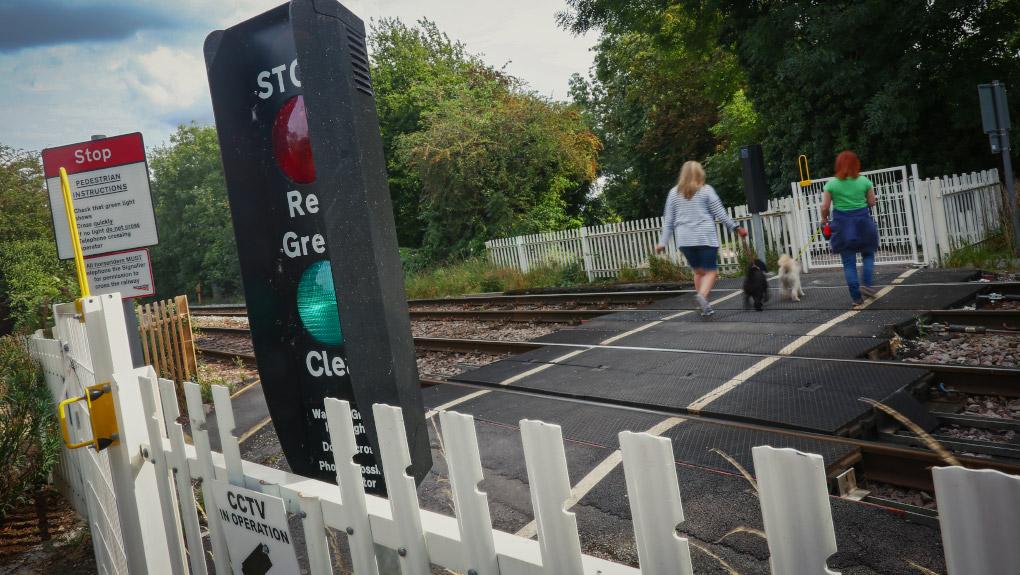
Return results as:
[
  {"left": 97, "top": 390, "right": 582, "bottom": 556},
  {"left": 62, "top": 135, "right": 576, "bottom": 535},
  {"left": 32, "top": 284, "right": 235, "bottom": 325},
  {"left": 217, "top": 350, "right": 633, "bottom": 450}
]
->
[
  {"left": 0, "top": 335, "right": 60, "bottom": 521},
  {"left": 945, "top": 232, "right": 1017, "bottom": 270},
  {"left": 404, "top": 257, "right": 591, "bottom": 299},
  {"left": 0, "top": 239, "right": 78, "bottom": 334},
  {"left": 647, "top": 255, "right": 692, "bottom": 282}
]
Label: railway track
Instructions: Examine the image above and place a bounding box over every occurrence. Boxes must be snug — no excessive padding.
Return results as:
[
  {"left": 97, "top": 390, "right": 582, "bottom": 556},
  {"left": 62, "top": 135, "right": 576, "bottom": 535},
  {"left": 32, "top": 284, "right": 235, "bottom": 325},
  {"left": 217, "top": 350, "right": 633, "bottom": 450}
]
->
[
  {"left": 194, "top": 325, "right": 1019, "bottom": 396},
  {"left": 189, "top": 280, "right": 1020, "bottom": 317},
  {"left": 198, "top": 339, "right": 1020, "bottom": 494}
]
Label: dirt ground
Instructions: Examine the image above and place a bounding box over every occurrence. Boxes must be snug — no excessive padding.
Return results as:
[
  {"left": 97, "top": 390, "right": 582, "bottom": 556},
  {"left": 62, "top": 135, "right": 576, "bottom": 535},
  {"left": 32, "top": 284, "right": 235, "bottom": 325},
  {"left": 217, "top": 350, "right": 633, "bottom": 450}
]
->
[{"left": 0, "top": 488, "right": 96, "bottom": 574}]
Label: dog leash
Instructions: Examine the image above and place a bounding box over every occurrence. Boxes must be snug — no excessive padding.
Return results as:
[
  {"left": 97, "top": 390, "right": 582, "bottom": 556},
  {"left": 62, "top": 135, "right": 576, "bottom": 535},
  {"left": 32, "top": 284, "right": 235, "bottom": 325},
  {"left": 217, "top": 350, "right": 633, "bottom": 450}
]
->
[{"left": 791, "top": 228, "right": 824, "bottom": 267}]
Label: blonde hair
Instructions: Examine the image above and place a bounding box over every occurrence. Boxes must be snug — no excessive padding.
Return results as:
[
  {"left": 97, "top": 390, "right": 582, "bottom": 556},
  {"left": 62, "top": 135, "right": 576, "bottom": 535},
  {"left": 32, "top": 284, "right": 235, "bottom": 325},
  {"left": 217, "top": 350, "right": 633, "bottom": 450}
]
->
[{"left": 676, "top": 161, "right": 705, "bottom": 200}]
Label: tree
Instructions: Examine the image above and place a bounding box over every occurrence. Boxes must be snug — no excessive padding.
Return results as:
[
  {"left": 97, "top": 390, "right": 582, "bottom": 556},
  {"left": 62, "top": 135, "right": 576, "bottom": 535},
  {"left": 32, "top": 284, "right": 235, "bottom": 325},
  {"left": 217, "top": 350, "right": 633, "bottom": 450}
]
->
[
  {"left": 0, "top": 145, "right": 78, "bottom": 334},
  {"left": 370, "top": 18, "right": 510, "bottom": 247},
  {"left": 562, "top": 0, "right": 1020, "bottom": 196},
  {"left": 397, "top": 90, "right": 601, "bottom": 261},
  {"left": 713, "top": 0, "right": 1020, "bottom": 188},
  {"left": 148, "top": 125, "right": 241, "bottom": 300},
  {"left": 564, "top": 3, "right": 749, "bottom": 217}
]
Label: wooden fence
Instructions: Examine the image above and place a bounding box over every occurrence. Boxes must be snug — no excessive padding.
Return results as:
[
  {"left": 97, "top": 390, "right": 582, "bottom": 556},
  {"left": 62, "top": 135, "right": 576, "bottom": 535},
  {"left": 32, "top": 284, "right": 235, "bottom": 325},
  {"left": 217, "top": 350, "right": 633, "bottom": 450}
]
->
[{"left": 136, "top": 295, "right": 197, "bottom": 384}]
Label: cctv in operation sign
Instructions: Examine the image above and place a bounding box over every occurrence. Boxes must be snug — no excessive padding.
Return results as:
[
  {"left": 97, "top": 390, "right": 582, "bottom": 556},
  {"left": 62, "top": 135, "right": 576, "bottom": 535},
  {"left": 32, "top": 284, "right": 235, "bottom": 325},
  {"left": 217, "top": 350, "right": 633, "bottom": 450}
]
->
[{"left": 42, "top": 133, "right": 158, "bottom": 260}]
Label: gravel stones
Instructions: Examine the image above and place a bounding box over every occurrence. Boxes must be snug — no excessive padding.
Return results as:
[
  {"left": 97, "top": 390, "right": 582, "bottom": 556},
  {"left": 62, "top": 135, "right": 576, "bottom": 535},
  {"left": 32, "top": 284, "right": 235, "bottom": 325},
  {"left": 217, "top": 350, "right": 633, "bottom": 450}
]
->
[
  {"left": 411, "top": 319, "right": 565, "bottom": 341},
  {"left": 900, "top": 333, "right": 1019, "bottom": 367}
]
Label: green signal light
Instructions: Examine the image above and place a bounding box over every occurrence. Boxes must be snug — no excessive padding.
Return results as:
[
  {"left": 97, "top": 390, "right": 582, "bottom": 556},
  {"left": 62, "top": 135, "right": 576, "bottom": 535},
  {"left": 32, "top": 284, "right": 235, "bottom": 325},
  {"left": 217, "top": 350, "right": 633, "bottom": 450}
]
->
[{"left": 297, "top": 260, "right": 344, "bottom": 346}]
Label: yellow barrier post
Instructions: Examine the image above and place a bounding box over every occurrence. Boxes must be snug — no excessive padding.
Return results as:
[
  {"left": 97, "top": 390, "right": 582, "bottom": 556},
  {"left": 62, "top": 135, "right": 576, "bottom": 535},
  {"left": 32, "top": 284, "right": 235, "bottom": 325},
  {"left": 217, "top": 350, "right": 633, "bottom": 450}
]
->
[
  {"left": 797, "top": 155, "right": 812, "bottom": 188},
  {"left": 58, "top": 167, "right": 90, "bottom": 306}
]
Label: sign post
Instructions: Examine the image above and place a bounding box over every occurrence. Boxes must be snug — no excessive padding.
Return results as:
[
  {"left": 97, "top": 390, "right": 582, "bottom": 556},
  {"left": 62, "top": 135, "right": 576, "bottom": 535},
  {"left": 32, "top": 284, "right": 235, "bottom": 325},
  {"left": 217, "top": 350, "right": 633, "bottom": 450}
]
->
[
  {"left": 978, "top": 81, "right": 1019, "bottom": 252},
  {"left": 204, "top": 0, "right": 431, "bottom": 493},
  {"left": 42, "top": 132, "right": 158, "bottom": 367}
]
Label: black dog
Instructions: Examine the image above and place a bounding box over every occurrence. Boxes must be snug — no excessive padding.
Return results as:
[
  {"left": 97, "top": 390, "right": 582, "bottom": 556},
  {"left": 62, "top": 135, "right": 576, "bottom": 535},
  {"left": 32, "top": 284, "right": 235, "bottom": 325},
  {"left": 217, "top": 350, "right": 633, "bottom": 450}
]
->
[{"left": 743, "top": 259, "right": 769, "bottom": 311}]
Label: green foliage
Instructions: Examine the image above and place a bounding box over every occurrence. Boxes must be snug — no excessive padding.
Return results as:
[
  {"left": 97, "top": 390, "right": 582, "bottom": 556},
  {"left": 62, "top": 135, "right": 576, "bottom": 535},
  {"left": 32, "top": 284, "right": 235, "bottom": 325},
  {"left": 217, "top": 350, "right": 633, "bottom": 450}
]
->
[
  {"left": 562, "top": 0, "right": 1020, "bottom": 204},
  {"left": 0, "top": 335, "right": 60, "bottom": 520},
  {"left": 370, "top": 18, "right": 499, "bottom": 248},
  {"left": 403, "top": 258, "right": 590, "bottom": 299},
  {"left": 148, "top": 125, "right": 241, "bottom": 301},
  {"left": 945, "top": 232, "right": 1018, "bottom": 271},
  {"left": 616, "top": 264, "right": 643, "bottom": 283},
  {"left": 735, "top": 243, "right": 781, "bottom": 275},
  {"left": 566, "top": 3, "right": 747, "bottom": 218},
  {"left": 0, "top": 240, "right": 78, "bottom": 334},
  {"left": 703, "top": 90, "right": 763, "bottom": 205},
  {"left": 0, "top": 146, "right": 77, "bottom": 334},
  {"left": 0, "top": 146, "right": 52, "bottom": 243},
  {"left": 647, "top": 254, "right": 692, "bottom": 282},
  {"left": 397, "top": 89, "right": 601, "bottom": 261}
]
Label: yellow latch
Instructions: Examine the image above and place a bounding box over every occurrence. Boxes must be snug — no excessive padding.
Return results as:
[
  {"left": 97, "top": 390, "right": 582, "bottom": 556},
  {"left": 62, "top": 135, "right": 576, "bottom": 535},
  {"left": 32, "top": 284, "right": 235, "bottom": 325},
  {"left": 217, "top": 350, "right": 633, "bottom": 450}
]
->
[
  {"left": 58, "top": 382, "right": 119, "bottom": 451},
  {"left": 797, "top": 154, "right": 812, "bottom": 187}
]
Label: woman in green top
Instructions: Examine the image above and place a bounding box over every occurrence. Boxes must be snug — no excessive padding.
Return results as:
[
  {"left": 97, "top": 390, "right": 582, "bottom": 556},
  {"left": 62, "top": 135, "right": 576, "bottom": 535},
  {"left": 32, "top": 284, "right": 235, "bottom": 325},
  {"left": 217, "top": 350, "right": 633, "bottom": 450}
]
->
[{"left": 821, "top": 150, "right": 879, "bottom": 307}]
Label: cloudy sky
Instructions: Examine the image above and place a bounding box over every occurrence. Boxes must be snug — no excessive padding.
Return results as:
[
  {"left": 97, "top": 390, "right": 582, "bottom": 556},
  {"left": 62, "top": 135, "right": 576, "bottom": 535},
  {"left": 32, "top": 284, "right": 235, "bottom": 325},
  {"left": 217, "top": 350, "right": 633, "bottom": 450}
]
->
[{"left": 0, "top": 0, "right": 596, "bottom": 153}]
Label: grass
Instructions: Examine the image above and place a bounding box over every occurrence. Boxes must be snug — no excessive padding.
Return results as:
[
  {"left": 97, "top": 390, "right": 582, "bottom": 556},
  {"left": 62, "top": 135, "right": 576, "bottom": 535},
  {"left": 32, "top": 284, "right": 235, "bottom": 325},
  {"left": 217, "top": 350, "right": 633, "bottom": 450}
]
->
[
  {"left": 403, "top": 254, "right": 692, "bottom": 299},
  {"left": 944, "top": 231, "right": 1019, "bottom": 271}
]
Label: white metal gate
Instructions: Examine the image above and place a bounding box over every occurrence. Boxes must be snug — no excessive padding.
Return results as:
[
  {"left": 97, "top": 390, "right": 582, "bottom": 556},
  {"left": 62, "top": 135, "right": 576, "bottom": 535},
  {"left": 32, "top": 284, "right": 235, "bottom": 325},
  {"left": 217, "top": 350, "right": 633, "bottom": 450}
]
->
[
  {"left": 30, "top": 295, "right": 174, "bottom": 574},
  {"left": 791, "top": 166, "right": 923, "bottom": 270}
]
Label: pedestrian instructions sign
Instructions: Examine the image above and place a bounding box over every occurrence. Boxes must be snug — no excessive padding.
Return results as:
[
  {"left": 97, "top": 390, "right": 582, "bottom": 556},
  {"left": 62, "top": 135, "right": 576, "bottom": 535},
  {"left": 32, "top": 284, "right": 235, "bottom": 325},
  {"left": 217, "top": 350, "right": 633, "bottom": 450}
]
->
[
  {"left": 84, "top": 248, "right": 155, "bottom": 299},
  {"left": 42, "top": 133, "right": 158, "bottom": 260},
  {"left": 211, "top": 480, "right": 300, "bottom": 575}
]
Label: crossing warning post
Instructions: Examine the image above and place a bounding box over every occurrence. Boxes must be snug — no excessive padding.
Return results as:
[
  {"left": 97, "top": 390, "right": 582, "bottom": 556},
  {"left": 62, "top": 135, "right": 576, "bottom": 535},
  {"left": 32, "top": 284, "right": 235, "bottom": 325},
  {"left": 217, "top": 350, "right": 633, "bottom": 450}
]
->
[{"left": 204, "top": 0, "right": 431, "bottom": 493}]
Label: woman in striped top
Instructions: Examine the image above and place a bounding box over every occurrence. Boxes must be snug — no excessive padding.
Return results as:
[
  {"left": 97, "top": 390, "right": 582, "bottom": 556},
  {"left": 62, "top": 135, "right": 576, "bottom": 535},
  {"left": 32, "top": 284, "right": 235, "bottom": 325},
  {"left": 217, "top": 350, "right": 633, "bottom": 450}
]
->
[{"left": 656, "top": 161, "right": 747, "bottom": 317}]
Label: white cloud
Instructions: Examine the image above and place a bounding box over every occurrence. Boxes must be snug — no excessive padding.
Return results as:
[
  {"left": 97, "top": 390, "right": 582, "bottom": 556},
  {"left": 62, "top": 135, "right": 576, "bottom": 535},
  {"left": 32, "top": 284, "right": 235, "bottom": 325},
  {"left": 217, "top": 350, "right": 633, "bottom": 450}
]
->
[
  {"left": 1, "top": 0, "right": 594, "bottom": 152},
  {"left": 123, "top": 46, "right": 207, "bottom": 110}
]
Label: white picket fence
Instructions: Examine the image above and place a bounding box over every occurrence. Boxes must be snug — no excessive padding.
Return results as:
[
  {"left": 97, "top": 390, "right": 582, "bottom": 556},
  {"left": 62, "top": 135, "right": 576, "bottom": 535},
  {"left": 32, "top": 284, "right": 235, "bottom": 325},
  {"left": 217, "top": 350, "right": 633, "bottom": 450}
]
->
[
  {"left": 486, "top": 167, "right": 1006, "bottom": 276},
  {"left": 25, "top": 293, "right": 1020, "bottom": 574},
  {"left": 486, "top": 198, "right": 797, "bottom": 278},
  {"left": 917, "top": 169, "right": 1005, "bottom": 262}
]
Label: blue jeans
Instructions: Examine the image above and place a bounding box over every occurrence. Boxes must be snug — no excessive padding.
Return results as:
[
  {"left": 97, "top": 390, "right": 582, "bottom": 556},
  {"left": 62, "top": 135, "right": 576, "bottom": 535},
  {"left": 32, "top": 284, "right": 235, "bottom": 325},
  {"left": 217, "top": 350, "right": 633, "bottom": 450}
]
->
[{"left": 840, "top": 251, "right": 874, "bottom": 302}]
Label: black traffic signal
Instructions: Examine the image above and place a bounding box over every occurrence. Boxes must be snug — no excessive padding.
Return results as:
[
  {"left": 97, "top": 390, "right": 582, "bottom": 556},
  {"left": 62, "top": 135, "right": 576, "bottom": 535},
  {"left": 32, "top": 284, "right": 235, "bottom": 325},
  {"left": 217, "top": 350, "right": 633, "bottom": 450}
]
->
[
  {"left": 740, "top": 144, "right": 769, "bottom": 214},
  {"left": 204, "top": 0, "right": 431, "bottom": 493}
]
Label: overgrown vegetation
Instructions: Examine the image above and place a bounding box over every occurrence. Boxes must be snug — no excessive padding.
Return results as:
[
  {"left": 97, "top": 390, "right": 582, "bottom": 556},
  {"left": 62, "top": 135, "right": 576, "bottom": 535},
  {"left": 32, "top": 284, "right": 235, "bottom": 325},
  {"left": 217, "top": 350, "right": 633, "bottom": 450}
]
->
[
  {"left": 0, "top": 146, "right": 77, "bottom": 335},
  {"left": 404, "top": 254, "right": 691, "bottom": 299},
  {"left": 404, "top": 258, "right": 587, "bottom": 299},
  {"left": 945, "top": 232, "right": 1019, "bottom": 271},
  {"left": 0, "top": 335, "right": 60, "bottom": 521}
]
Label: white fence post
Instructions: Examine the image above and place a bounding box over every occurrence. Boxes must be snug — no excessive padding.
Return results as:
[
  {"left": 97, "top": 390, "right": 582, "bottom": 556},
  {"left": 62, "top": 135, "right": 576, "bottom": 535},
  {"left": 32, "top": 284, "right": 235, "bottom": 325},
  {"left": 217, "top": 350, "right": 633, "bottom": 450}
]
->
[
  {"left": 439, "top": 411, "right": 500, "bottom": 575},
  {"left": 323, "top": 399, "right": 380, "bottom": 575},
  {"left": 134, "top": 372, "right": 187, "bottom": 575},
  {"left": 82, "top": 293, "right": 175, "bottom": 574},
  {"left": 579, "top": 227, "right": 595, "bottom": 281},
  {"left": 619, "top": 431, "right": 693, "bottom": 575},
  {"left": 375, "top": 404, "right": 431, "bottom": 574},
  {"left": 933, "top": 466, "right": 1020, "bottom": 575},
  {"left": 520, "top": 419, "right": 584, "bottom": 575},
  {"left": 515, "top": 235, "right": 530, "bottom": 273},
  {"left": 183, "top": 382, "right": 233, "bottom": 574},
  {"left": 752, "top": 446, "right": 840, "bottom": 575}
]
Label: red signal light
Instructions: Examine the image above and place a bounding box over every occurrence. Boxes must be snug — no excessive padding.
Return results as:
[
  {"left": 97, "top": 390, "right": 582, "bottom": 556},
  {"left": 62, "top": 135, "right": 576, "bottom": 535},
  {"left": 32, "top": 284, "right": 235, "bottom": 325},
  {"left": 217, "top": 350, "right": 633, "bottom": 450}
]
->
[{"left": 272, "top": 95, "right": 316, "bottom": 184}]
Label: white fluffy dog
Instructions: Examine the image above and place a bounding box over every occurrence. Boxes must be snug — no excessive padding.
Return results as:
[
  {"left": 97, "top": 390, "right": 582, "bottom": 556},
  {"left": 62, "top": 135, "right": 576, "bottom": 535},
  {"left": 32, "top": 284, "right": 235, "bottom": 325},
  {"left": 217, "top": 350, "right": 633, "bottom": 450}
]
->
[{"left": 777, "top": 254, "right": 805, "bottom": 301}]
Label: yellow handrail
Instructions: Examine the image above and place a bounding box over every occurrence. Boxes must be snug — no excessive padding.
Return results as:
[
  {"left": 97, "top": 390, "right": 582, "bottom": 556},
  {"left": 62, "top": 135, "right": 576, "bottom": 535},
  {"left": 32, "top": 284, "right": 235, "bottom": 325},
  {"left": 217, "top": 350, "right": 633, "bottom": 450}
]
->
[
  {"left": 58, "top": 394, "right": 95, "bottom": 449},
  {"left": 797, "top": 155, "right": 812, "bottom": 188},
  {"left": 59, "top": 166, "right": 89, "bottom": 298}
]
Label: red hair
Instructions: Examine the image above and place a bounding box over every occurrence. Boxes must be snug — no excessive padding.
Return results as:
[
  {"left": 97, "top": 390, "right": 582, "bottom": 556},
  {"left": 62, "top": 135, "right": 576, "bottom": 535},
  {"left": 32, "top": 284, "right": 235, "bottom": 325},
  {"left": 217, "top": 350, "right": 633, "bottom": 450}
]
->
[{"left": 834, "top": 150, "right": 861, "bottom": 179}]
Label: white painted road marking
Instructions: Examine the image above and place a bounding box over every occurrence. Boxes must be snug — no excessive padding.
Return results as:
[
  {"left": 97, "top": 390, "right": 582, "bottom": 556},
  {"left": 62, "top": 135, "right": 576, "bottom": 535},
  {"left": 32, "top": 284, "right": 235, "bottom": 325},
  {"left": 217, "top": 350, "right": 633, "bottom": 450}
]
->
[{"left": 687, "top": 267, "right": 919, "bottom": 412}]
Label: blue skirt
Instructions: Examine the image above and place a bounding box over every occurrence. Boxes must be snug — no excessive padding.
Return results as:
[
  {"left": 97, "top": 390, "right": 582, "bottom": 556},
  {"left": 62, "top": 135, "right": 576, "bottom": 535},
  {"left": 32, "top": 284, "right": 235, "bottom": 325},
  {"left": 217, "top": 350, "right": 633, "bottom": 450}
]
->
[{"left": 829, "top": 207, "right": 879, "bottom": 254}]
